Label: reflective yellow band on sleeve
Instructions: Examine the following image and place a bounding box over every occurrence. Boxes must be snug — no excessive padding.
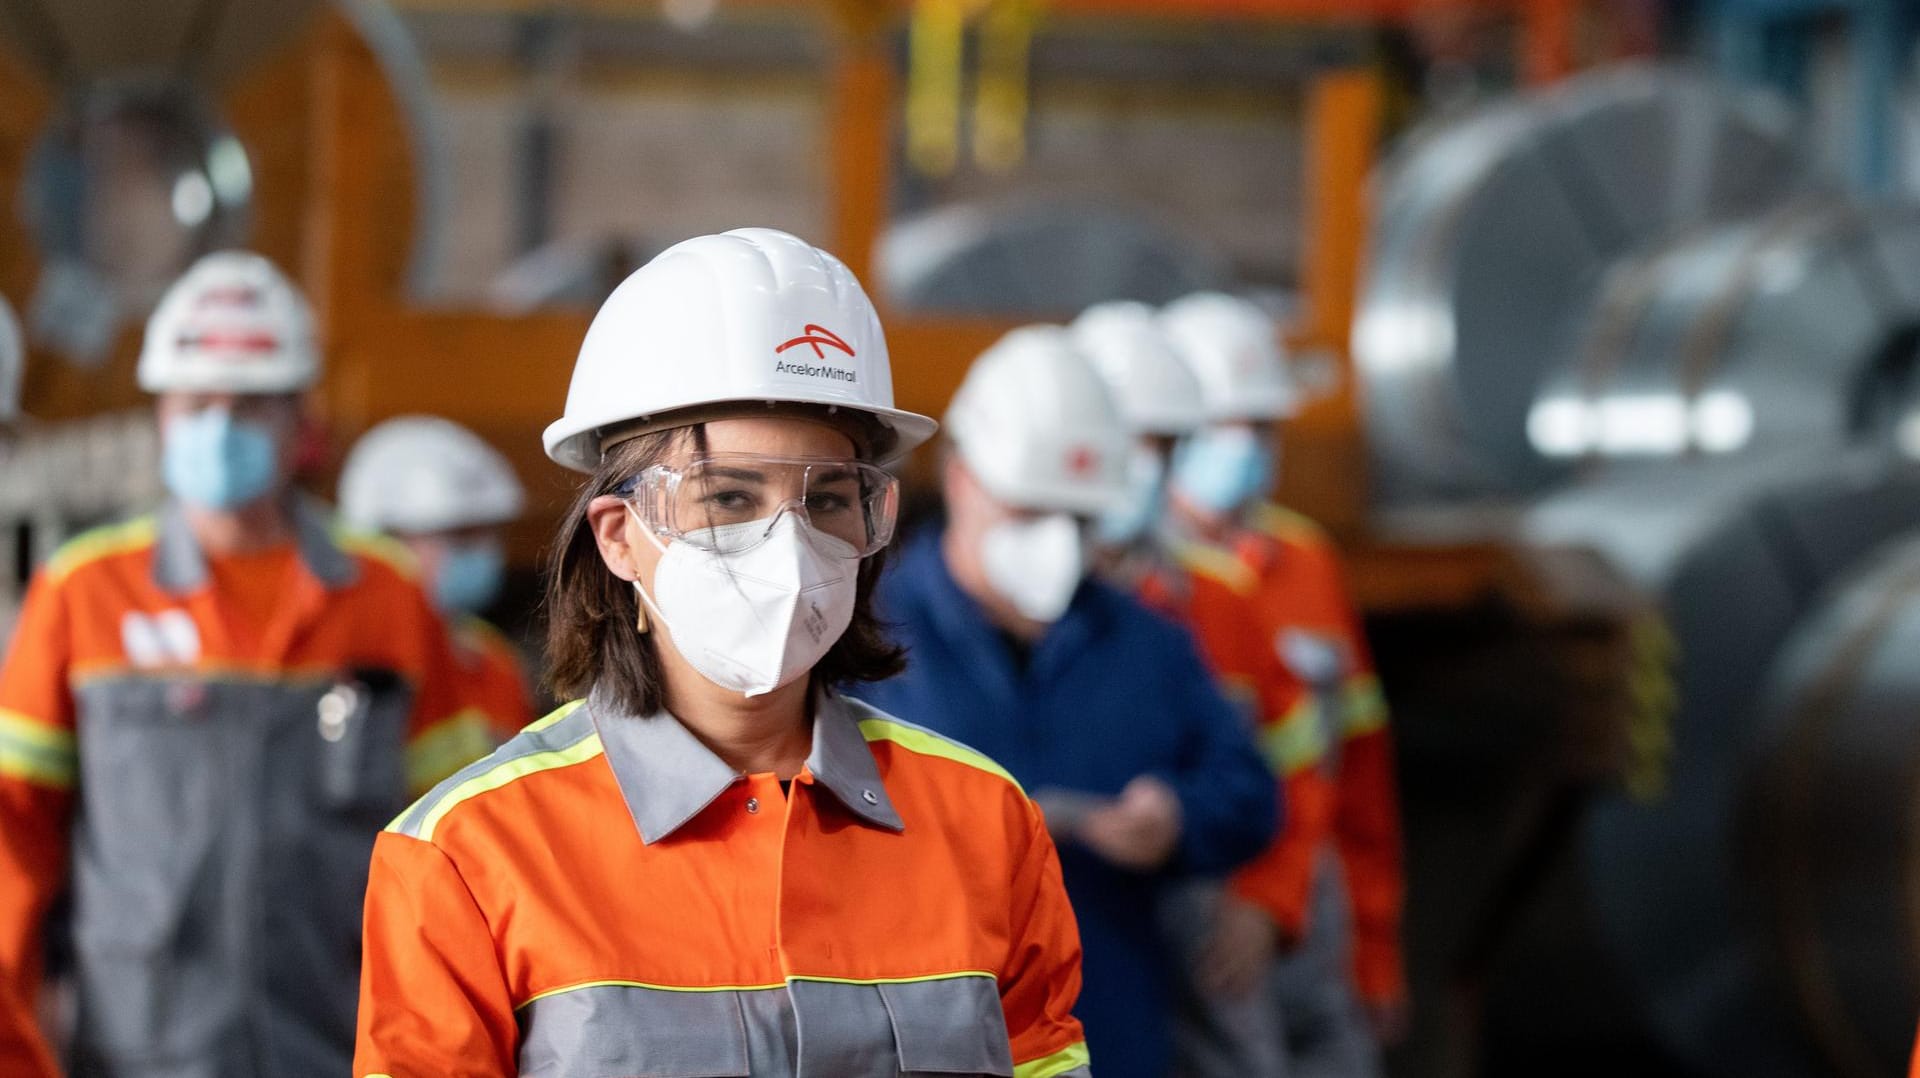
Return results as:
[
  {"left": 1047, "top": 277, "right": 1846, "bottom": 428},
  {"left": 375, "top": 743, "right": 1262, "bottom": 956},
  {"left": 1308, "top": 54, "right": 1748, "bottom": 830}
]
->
[
  {"left": 406, "top": 709, "right": 498, "bottom": 794},
  {"left": 857, "top": 716, "right": 1023, "bottom": 794},
  {"left": 1260, "top": 698, "right": 1327, "bottom": 777},
  {"left": 1014, "top": 1040, "right": 1092, "bottom": 1078},
  {"left": 1343, "top": 674, "right": 1389, "bottom": 737},
  {"left": 0, "top": 709, "right": 75, "bottom": 788},
  {"left": 1168, "top": 540, "right": 1257, "bottom": 596}
]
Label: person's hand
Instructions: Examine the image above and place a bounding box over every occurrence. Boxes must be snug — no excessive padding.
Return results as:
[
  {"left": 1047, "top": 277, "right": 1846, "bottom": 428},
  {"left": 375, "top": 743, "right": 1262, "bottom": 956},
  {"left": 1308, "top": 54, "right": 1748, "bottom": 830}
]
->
[
  {"left": 1196, "top": 895, "right": 1281, "bottom": 998},
  {"left": 1078, "top": 775, "right": 1182, "bottom": 871},
  {"left": 1365, "top": 997, "right": 1411, "bottom": 1046}
]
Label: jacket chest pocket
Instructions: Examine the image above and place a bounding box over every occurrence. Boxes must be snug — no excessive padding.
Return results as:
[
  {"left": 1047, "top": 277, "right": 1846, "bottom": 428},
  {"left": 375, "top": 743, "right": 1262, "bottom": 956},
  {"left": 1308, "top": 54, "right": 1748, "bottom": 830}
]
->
[
  {"left": 75, "top": 678, "right": 232, "bottom": 872},
  {"left": 518, "top": 986, "right": 753, "bottom": 1078},
  {"left": 303, "top": 669, "right": 412, "bottom": 817},
  {"left": 792, "top": 976, "right": 1015, "bottom": 1078},
  {"left": 879, "top": 978, "right": 1015, "bottom": 1077}
]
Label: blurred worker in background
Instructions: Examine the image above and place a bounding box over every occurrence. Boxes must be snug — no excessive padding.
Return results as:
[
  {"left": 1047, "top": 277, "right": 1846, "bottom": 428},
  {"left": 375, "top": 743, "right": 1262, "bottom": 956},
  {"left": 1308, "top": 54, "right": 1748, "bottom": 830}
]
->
[
  {"left": 355, "top": 229, "right": 1090, "bottom": 1077},
  {"left": 340, "top": 415, "right": 535, "bottom": 740},
  {"left": 1160, "top": 291, "right": 1407, "bottom": 1077},
  {"left": 860, "top": 324, "right": 1277, "bottom": 1078},
  {"left": 1074, "top": 299, "right": 1289, "bottom": 1077},
  {"left": 0, "top": 250, "right": 489, "bottom": 1077}
]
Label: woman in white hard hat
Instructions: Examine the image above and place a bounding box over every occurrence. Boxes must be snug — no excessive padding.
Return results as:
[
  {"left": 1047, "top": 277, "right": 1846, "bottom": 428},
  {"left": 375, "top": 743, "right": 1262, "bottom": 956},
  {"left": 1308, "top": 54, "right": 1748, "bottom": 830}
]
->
[
  {"left": 340, "top": 415, "right": 535, "bottom": 740},
  {"left": 354, "top": 229, "right": 1092, "bottom": 1078}
]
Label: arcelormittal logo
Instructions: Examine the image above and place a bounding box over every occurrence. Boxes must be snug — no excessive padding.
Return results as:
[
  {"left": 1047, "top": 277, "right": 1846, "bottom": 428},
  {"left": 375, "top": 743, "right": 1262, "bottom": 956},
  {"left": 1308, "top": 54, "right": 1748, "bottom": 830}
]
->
[{"left": 776, "top": 325, "right": 856, "bottom": 360}]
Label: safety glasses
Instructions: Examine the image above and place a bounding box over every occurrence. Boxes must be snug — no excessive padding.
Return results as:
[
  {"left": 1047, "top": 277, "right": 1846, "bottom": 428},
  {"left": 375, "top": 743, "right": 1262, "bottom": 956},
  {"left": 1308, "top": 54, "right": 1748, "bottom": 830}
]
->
[{"left": 619, "top": 453, "right": 900, "bottom": 559}]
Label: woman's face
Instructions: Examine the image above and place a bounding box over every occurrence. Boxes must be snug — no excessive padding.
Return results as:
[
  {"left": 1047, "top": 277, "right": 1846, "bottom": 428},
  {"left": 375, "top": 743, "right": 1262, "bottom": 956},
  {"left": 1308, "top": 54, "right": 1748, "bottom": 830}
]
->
[{"left": 589, "top": 416, "right": 859, "bottom": 591}]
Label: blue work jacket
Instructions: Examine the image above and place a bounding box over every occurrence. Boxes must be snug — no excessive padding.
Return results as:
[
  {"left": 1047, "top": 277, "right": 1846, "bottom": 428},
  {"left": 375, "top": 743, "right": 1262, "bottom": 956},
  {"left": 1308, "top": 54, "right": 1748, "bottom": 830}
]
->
[{"left": 859, "top": 528, "right": 1279, "bottom": 1078}]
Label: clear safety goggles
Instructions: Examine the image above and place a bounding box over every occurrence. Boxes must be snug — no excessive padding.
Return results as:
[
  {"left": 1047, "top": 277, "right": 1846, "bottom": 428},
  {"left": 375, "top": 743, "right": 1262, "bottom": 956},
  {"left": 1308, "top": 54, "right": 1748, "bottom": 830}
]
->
[{"left": 617, "top": 454, "right": 900, "bottom": 559}]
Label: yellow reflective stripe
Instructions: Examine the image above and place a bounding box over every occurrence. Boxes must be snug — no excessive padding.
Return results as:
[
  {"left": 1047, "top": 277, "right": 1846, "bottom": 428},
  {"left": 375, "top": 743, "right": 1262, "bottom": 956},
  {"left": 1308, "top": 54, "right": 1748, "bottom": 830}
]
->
[
  {"left": 405, "top": 731, "right": 605, "bottom": 841},
  {"left": 1015, "top": 1040, "right": 1092, "bottom": 1078},
  {"left": 522, "top": 698, "right": 583, "bottom": 736},
  {"left": 1167, "top": 540, "right": 1256, "bottom": 596},
  {"left": 1260, "top": 698, "right": 1326, "bottom": 776},
  {"left": 330, "top": 527, "right": 420, "bottom": 579},
  {"left": 1343, "top": 674, "right": 1388, "bottom": 737},
  {"left": 45, "top": 517, "right": 157, "bottom": 583},
  {"left": 406, "top": 709, "right": 497, "bottom": 793},
  {"left": 788, "top": 970, "right": 995, "bottom": 987},
  {"left": 69, "top": 663, "right": 343, "bottom": 688},
  {"left": 518, "top": 978, "right": 788, "bottom": 1009},
  {"left": 857, "top": 717, "right": 1022, "bottom": 794},
  {"left": 0, "top": 709, "right": 76, "bottom": 788},
  {"left": 516, "top": 969, "right": 997, "bottom": 1011},
  {"left": 1250, "top": 502, "right": 1324, "bottom": 547}
]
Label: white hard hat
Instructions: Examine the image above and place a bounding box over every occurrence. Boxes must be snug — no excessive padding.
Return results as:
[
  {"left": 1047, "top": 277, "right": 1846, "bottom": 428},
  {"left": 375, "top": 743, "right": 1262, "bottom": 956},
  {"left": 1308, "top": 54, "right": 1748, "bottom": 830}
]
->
[
  {"left": 945, "top": 325, "right": 1130, "bottom": 515},
  {"left": 0, "top": 294, "right": 20, "bottom": 422},
  {"left": 139, "top": 251, "right": 319, "bottom": 395},
  {"left": 340, "top": 415, "right": 526, "bottom": 535},
  {"left": 1070, "top": 300, "right": 1205, "bottom": 436},
  {"left": 1158, "top": 291, "right": 1297, "bottom": 422},
  {"left": 544, "top": 228, "right": 938, "bottom": 473}
]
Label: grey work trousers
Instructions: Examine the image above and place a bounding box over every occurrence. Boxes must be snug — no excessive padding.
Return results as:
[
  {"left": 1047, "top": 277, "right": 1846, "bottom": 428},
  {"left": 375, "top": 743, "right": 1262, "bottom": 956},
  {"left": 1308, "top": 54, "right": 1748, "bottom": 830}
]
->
[{"left": 1162, "top": 851, "right": 1383, "bottom": 1078}]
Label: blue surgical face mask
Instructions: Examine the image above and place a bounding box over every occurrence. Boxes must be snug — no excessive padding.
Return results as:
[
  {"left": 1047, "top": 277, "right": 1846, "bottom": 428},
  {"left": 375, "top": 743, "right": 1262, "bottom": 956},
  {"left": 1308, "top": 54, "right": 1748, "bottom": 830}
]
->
[
  {"left": 1171, "top": 425, "right": 1274, "bottom": 516},
  {"left": 1096, "top": 444, "right": 1168, "bottom": 546},
  {"left": 161, "top": 407, "right": 281, "bottom": 510},
  {"left": 434, "top": 539, "right": 506, "bottom": 615}
]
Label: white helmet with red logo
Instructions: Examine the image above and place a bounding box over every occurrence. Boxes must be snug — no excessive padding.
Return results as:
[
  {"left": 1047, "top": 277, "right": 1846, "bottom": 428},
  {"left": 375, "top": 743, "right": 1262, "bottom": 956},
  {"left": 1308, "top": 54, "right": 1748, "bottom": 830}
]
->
[
  {"left": 944, "top": 325, "right": 1130, "bottom": 515},
  {"left": 1157, "top": 291, "right": 1297, "bottom": 422},
  {"left": 138, "top": 250, "right": 319, "bottom": 395},
  {"left": 544, "top": 228, "right": 938, "bottom": 472}
]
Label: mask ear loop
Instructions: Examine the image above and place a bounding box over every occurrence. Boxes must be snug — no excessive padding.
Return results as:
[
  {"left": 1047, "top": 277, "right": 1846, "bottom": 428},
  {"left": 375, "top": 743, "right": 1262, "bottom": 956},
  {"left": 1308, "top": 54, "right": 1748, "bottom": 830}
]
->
[{"left": 625, "top": 501, "right": 674, "bottom": 635}]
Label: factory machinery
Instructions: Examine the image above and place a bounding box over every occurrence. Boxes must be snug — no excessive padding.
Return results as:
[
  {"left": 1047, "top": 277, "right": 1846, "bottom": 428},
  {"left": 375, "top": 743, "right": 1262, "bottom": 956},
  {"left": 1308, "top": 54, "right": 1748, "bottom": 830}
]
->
[{"left": 1356, "top": 65, "right": 1920, "bottom": 1078}]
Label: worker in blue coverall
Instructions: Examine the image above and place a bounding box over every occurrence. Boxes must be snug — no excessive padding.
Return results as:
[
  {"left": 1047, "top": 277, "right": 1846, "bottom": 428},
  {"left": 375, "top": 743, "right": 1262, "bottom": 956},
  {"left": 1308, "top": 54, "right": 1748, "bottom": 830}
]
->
[{"left": 860, "top": 325, "right": 1278, "bottom": 1078}]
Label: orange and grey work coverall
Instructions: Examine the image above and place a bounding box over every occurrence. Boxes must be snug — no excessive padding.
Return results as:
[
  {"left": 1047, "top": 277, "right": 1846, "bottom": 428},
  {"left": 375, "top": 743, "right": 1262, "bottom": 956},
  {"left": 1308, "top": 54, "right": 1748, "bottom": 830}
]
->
[
  {"left": 1149, "top": 503, "right": 1404, "bottom": 1074},
  {"left": 454, "top": 616, "right": 535, "bottom": 742},
  {"left": 355, "top": 690, "right": 1093, "bottom": 1078},
  {"left": 0, "top": 501, "right": 492, "bottom": 1078}
]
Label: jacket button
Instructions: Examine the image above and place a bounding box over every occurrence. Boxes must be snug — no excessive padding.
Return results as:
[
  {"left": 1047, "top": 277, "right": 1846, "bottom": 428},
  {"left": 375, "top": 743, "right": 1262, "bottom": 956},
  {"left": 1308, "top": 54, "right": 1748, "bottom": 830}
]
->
[
  {"left": 745, "top": 797, "right": 760, "bottom": 814},
  {"left": 861, "top": 789, "right": 879, "bottom": 805}
]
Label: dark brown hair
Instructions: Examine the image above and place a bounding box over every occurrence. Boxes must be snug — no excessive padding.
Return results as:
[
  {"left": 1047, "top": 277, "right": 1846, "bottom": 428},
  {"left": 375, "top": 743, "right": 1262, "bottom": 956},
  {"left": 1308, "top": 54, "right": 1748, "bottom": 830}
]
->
[{"left": 542, "top": 421, "right": 905, "bottom": 716}]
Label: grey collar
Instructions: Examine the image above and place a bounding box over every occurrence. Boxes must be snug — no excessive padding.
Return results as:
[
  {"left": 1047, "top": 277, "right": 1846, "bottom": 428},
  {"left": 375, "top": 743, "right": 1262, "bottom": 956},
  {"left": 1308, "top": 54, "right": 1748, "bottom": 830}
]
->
[
  {"left": 589, "top": 687, "right": 905, "bottom": 844},
  {"left": 153, "top": 497, "right": 359, "bottom": 595}
]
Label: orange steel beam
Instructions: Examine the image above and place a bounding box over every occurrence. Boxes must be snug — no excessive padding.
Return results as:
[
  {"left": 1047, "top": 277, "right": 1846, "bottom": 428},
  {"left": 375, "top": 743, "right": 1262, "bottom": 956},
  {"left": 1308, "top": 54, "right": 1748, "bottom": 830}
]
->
[
  {"left": 1520, "top": 0, "right": 1579, "bottom": 85},
  {"left": 826, "top": 0, "right": 895, "bottom": 285},
  {"left": 1278, "top": 66, "right": 1384, "bottom": 541}
]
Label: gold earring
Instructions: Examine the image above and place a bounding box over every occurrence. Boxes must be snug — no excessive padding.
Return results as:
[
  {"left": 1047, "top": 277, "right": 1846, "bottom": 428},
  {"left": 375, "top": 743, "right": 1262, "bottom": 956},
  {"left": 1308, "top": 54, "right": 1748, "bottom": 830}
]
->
[{"left": 634, "top": 584, "right": 651, "bottom": 634}]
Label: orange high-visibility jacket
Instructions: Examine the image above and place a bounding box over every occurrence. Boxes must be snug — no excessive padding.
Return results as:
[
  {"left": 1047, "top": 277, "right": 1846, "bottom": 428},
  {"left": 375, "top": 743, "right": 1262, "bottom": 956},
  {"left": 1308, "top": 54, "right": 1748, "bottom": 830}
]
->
[
  {"left": 0, "top": 502, "right": 492, "bottom": 1078},
  {"left": 355, "top": 690, "right": 1092, "bottom": 1078},
  {"left": 455, "top": 616, "right": 535, "bottom": 742},
  {"left": 1152, "top": 503, "right": 1405, "bottom": 1006}
]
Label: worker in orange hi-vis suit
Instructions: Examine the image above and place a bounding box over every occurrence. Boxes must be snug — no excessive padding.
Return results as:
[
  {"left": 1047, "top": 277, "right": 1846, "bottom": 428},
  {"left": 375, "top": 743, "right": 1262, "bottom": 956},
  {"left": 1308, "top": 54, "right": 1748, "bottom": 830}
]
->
[
  {"left": 1074, "top": 300, "right": 1287, "bottom": 1077},
  {"left": 0, "top": 251, "right": 493, "bottom": 1078},
  {"left": 340, "top": 415, "right": 537, "bottom": 741},
  {"left": 1160, "top": 291, "right": 1407, "bottom": 1078},
  {"left": 354, "top": 229, "right": 1090, "bottom": 1078}
]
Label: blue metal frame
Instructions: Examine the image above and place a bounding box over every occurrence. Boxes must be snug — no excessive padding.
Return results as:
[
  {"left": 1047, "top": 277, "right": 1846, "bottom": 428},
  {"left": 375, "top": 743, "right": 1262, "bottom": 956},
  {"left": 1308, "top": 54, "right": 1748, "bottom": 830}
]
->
[{"left": 1707, "top": 0, "right": 1916, "bottom": 192}]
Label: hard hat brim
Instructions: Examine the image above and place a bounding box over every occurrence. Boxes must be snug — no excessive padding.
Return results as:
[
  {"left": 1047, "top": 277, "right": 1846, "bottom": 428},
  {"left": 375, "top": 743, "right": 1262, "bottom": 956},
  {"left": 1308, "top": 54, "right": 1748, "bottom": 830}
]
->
[{"left": 544, "top": 399, "right": 939, "bottom": 474}]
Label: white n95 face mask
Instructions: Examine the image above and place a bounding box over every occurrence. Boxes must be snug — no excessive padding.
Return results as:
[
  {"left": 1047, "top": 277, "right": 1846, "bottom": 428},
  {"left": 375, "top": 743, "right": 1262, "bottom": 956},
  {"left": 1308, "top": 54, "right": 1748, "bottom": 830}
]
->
[
  {"left": 981, "top": 513, "right": 1086, "bottom": 623},
  {"left": 628, "top": 506, "right": 859, "bottom": 697}
]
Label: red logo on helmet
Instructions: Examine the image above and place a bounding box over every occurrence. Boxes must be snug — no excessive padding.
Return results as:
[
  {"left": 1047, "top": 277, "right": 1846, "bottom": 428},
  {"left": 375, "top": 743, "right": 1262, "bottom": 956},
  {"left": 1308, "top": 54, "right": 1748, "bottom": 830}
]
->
[
  {"left": 775, "top": 325, "right": 855, "bottom": 361},
  {"left": 179, "top": 331, "right": 282, "bottom": 357},
  {"left": 194, "top": 287, "right": 263, "bottom": 310},
  {"left": 1065, "top": 446, "right": 1100, "bottom": 477}
]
